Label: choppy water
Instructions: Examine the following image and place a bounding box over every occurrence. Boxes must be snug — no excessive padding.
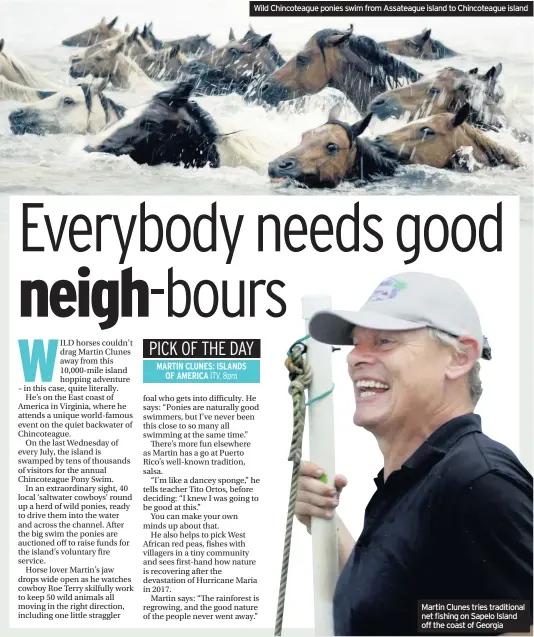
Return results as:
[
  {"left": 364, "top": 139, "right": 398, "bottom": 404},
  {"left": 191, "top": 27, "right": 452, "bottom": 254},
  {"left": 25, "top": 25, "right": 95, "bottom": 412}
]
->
[{"left": 1, "top": 1, "right": 532, "bottom": 219}]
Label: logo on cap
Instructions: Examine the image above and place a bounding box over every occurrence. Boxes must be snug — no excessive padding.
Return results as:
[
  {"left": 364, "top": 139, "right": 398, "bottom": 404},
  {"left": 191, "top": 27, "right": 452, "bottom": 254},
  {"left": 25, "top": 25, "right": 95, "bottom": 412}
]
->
[{"left": 368, "top": 278, "right": 408, "bottom": 302}]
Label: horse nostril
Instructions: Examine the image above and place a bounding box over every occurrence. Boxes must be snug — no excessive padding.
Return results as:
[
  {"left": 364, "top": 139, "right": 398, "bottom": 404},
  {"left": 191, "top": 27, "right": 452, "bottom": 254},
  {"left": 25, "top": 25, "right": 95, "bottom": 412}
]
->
[
  {"left": 279, "top": 158, "right": 296, "bottom": 170},
  {"left": 261, "top": 82, "right": 271, "bottom": 92},
  {"left": 374, "top": 136, "right": 384, "bottom": 142},
  {"left": 373, "top": 99, "right": 385, "bottom": 107}
]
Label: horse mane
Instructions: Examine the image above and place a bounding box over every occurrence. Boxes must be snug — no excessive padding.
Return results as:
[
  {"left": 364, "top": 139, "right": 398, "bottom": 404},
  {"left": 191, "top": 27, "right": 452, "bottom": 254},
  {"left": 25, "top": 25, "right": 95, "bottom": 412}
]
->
[
  {"left": 429, "top": 39, "right": 457, "bottom": 57},
  {"left": 352, "top": 137, "right": 399, "bottom": 181},
  {"left": 460, "top": 125, "right": 521, "bottom": 167},
  {"left": 314, "top": 29, "right": 422, "bottom": 88}
]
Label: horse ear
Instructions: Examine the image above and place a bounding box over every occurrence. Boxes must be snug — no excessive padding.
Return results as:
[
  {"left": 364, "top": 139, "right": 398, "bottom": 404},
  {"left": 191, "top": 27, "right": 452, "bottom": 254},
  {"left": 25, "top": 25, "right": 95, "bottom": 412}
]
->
[
  {"left": 351, "top": 112, "right": 373, "bottom": 138},
  {"left": 127, "top": 26, "right": 139, "bottom": 43},
  {"left": 124, "top": 24, "right": 130, "bottom": 33},
  {"left": 169, "top": 44, "right": 181, "bottom": 58},
  {"left": 229, "top": 28, "right": 236, "bottom": 42},
  {"left": 253, "top": 34, "right": 272, "bottom": 48},
  {"left": 142, "top": 24, "right": 149, "bottom": 38},
  {"left": 248, "top": 23, "right": 256, "bottom": 34},
  {"left": 468, "top": 67, "right": 479, "bottom": 75},
  {"left": 100, "top": 17, "right": 106, "bottom": 24},
  {"left": 201, "top": 34, "right": 210, "bottom": 40},
  {"left": 327, "top": 103, "right": 342, "bottom": 121},
  {"left": 483, "top": 64, "right": 502, "bottom": 82},
  {"left": 114, "top": 41, "right": 125, "bottom": 55},
  {"left": 325, "top": 24, "right": 353, "bottom": 48},
  {"left": 107, "top": 16, "right": 118, "bottom": 29},
  {"left": 0, "top": 38, "right": 4, "bottom": 53},
  {"left": 421, "top": 28, "right": 432, "bottom": 42},
  {"left": 148, "top": 22, "right": 154, "bottom": 31},
  {"left": 451, "top": 103, "right": 470, "bottom": 127}
]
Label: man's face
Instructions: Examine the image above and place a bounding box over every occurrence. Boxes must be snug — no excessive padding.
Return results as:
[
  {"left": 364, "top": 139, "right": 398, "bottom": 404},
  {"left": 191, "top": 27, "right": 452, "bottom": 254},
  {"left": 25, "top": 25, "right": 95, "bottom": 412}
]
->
[{"left": 347, "top": 327, "right": 452, "bottom": 431}]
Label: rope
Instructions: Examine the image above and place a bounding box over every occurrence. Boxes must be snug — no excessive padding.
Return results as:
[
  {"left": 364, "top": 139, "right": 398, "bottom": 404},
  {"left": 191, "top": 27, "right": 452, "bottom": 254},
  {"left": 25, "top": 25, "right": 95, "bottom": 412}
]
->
[{"left": 274, "top": 336, "right": 334, "bottom": 636}]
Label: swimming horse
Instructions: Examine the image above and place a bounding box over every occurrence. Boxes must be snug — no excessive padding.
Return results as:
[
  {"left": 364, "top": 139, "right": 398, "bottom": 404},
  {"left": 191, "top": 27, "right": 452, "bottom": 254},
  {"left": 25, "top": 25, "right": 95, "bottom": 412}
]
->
[
  {"left": 83, "top": 79, "right": 274, "bottom": 175},
  {"left": 9, "top": 79, "right": 126, "bottom": 135},
  {"left": 62, "top": 16, "right": 121, "bottom": 47},
  {"left": 259, "top": 25, "right": 422, "bottom": 113},
  {"left": 0, "top": 38, "right": 64, "bottom": 93},
  {"left": 268, "top": 103, "right": 521, "bottom": 189},
  {"left": 368, "top": 64, "right": 532, "bottom": 142},
  {"left": 180, "top": 28, "right": 285, "bottom": 99},
  {"left": 379, "top": 28, "right": 457, "bottom": 60},
  {"left": 139, "top": 23, "right": 215, "bottom": 57}
]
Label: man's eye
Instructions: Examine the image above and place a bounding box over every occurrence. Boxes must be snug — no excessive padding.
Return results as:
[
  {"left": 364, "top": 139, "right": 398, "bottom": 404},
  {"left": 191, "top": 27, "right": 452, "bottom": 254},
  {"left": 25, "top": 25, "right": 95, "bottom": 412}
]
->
[{"left": 379, "top": 338, "right": 394, "bottom": 345}]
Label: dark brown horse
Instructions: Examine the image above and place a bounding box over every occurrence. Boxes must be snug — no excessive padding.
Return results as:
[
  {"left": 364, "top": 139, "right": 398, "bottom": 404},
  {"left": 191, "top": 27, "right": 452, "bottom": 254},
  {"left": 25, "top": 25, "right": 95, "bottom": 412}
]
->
[
  {"left": 181, "top": 30, "right": 283, "bottom": 98},
  {"left": 369, "top": 66, "right": 506, "bottom": 129},
  {"left": 260, "top": 25, "right": 422, "bottom": 114},
  {"left": 140, "top": 23, "right": 215, "bottom": 57},
  {"left": 268, "top": 106, "right": 399, "bottom": 188},
  {"left": 379, "top": 28, "right": 457, "bottom": 60},
  {"left": 373, "top": 104, "right": 522, "bottom": 169}
]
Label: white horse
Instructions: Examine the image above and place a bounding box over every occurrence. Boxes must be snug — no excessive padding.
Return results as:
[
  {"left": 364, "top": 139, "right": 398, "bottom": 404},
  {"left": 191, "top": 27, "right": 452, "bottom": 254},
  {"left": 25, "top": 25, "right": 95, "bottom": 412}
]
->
[
  {"left": 0, "top": 38, "right": 65, "bottom": 90},
  {"left": 8, "top": 79, "right": 126, "bottom": 135}
]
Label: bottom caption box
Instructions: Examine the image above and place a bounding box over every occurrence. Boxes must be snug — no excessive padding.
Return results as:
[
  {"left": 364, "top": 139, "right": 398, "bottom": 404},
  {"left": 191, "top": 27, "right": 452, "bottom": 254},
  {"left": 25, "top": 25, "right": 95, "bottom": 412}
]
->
[{"left": 418, "top": 600, "right": 531, "bottom": 634}]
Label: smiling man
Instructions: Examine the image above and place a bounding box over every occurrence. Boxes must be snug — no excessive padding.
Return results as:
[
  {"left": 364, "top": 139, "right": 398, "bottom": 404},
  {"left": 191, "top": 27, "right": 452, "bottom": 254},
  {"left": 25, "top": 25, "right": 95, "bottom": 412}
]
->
[{"left": 296, "top": 272, "right": 533, "bottom": 636}]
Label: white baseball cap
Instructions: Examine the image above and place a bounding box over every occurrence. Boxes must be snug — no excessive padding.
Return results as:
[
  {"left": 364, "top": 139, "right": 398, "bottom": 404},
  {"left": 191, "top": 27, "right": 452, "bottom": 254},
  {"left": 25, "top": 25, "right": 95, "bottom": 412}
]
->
[{"left": 308, "top": 272, "right": 491, "bottom": 360}]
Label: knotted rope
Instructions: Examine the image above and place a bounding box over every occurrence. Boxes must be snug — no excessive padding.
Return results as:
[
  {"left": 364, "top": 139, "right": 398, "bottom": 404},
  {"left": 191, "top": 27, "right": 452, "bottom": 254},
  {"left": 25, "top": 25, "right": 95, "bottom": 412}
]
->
[{"left": 275, "top": 337, "right": 312, "bottom": 636}]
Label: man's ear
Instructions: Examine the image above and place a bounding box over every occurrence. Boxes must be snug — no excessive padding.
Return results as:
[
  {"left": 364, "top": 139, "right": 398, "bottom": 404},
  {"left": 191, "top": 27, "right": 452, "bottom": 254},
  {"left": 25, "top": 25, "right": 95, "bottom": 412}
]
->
[{"left": 443, "top": 336, "right": 479, "bottom": 381}]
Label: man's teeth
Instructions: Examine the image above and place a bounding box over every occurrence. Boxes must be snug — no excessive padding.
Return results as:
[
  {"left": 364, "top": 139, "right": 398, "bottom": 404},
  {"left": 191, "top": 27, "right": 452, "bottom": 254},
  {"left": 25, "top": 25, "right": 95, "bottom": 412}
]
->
[{"left": 356, "top": 380, "right": 390, "bottom": 390}]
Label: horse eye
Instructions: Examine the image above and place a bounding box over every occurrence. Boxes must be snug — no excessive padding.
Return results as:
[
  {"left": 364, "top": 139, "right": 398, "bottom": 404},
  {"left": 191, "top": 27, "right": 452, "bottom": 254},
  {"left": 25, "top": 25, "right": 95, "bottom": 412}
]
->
[
  {"left": 296, "top": 55, "right": 309, "bottom": 68},
  {"left": 95, "top": 56, "right": 104, "bottom": 62},
  {"left": 326, "top": 143, "right": 339, "bottom": 155},
  {"left": 428, "top": 87, "right": 441, "bottom": 95},
  {"left": 420, "top": 126, "right": 435, "bottom": 136},
  {"left": 63, "top": 97, "right": 75, "bottom": 106}
]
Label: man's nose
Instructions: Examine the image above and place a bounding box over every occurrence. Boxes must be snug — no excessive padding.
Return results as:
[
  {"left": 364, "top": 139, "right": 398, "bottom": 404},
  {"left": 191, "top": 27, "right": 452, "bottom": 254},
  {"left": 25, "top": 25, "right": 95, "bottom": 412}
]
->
[{"left": 346, "top": 343, "right": 376, "bottom": 367}]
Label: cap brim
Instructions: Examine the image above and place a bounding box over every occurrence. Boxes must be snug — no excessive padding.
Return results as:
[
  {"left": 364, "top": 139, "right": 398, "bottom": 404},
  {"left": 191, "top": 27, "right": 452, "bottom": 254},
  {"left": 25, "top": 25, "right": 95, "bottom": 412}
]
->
[{"left": 308, "top": 309, "right": 428, "bottom": 345}]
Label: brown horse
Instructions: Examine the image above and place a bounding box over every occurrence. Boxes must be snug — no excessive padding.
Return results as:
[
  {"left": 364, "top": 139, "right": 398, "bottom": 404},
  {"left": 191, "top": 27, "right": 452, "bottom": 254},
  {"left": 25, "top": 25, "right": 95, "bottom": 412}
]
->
[
  {"left": 260, "top": 25, "right": 422, "bottom": 114},
  {"left": 268, "top": 106, "right": 399, "bottom": 188},
  {"left": 136, "top": 44, "right": 188, "bottom": 81},
  {"left": 181, "top": 31, "right": 282, "bottom": 98},
  {"left": 140, "top": 24, "right": 215, "bottom": 57},
  {"left": 373, "top": 104, "right": 522, "bottom": 169},
  {"left": 369, "top": 66, "right": 506, "bottom": 130},
  {"left": 62, "top": 17, "right": 120, "bottom": 47},
  {"left": 379, "top": 28, "right": 457, "bottom": 60}
]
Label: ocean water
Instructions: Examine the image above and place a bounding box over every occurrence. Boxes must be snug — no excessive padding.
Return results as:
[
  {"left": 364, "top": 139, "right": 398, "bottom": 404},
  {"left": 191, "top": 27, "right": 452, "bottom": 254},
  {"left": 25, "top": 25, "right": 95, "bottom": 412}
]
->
[{"left": 0, "top": 0, "right": 532, "bottom": 219}]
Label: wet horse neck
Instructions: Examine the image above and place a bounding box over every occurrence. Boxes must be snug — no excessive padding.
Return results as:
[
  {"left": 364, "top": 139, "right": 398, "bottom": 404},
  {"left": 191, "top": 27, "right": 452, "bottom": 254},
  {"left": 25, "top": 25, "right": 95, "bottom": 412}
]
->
[
  {"left": 346, "top": 137, "right": 399, "bottom": 182},
  {"left": 111, "top": 54, "right": 155, "bottom": 89},
  {"left": 329, "top": 62, "right": 384, "bottom": 114}
]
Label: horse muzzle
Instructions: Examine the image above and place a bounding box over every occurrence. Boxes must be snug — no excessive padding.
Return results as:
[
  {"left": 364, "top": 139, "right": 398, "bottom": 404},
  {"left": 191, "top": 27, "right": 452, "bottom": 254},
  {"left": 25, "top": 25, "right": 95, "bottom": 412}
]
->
[
  {"left": 69, "top": 66, "right": 87, "bottom": 79},
  {"left": 268, "top": 156, "right": 301, "bottom": 181},
  {"left": 260, "top": 79, "right": 290, "bottom": 106},
  {"left": 369, "top": 95, "right": 405, "bottom": 120},
  {"left": 9, "top": 109, "right": 46, "bottom": 136}
]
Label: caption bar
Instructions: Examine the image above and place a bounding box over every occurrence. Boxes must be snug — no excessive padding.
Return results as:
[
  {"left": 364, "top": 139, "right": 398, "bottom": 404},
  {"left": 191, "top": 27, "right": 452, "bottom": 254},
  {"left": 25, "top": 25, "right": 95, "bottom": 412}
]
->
[
  {"left": 143, "top": 340, "right": 261, "bottom": 359},
  {"left": 418, "top": 600, "right": 531, "bottom": 634},
  {"left": 250, "top": 2, "right": 534, "bottom": 16}
]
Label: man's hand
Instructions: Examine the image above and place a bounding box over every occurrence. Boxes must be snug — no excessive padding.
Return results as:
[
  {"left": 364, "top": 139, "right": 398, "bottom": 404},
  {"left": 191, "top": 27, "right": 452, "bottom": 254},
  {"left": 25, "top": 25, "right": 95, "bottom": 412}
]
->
[{"left": 295, "top": 460, "right": 348, "bottom": 534}]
